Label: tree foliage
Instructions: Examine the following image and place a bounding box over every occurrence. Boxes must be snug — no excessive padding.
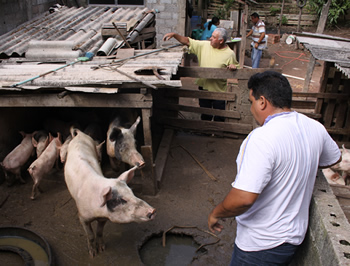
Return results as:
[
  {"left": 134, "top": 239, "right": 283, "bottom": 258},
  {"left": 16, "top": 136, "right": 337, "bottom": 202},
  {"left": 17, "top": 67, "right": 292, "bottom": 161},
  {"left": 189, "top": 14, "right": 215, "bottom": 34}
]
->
[{"left": 307, "top": 0, "right": 350, "bottom": 25}]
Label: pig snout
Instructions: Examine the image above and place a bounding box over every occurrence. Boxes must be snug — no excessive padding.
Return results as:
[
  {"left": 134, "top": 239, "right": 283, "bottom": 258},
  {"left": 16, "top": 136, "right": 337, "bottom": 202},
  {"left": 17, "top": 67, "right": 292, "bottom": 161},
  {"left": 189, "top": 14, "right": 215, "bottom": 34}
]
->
[
  {"left": 147, "top": 208, "right": 156, "bottom": 220},
  {"left": 133, "top": 154, "right": 145, "bottom": 169}
]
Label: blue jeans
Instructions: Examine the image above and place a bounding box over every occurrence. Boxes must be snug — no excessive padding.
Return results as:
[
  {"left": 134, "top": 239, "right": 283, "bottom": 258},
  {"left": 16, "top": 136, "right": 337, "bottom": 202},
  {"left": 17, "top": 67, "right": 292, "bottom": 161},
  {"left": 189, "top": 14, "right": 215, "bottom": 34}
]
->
[
  {"left": 230, "top": 243, "right": 298, "bottom": 266},
  {"left": 251, "top": 47, "right": 262, "bottom": 68}
]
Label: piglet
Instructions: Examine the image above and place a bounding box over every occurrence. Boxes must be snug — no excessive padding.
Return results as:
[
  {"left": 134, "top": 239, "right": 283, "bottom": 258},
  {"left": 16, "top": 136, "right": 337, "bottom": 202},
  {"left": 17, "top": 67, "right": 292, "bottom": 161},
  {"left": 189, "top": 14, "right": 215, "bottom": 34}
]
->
[
  {"left": 60, "top": 135, "right": 72, "bottom": 164},
  {"left": 32, "top": 130, "right": 49, "bottom": 158},
  {"left": 64, "top": 128, "right": 155, "bottom": 258},
  {"left": 1, "top": 131, "right": 37, "bottom": 184},
  {"left": 28, "top": 133, "right": 62, "bottom": 199},
  {"left": 106, "top": 116, "right": 145, "bottom": 171}
]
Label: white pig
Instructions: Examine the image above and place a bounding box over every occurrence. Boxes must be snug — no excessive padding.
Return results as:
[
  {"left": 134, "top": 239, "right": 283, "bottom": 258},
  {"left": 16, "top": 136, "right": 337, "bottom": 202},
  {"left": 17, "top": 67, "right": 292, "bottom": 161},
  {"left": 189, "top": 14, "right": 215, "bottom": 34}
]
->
[
  {"left": 28, "top": 133, "right": 62, "bottom": 199},
  {"left": 32, "top": 131, "right": 49, "bottom": 158},
  {"left": 64, "top": 128, "right": 155, "bottom": 258},
  {"left": 1, "top": 131, "right": 37, "bottom": 184},
  {"left": 322, "top": 168, "right": 345, "bottom": 186},
  {"left": 106, "top": 116, "right": 145, "bottom": 171},
  {"left": 59, "top": 135, "right": 72, "bottom": 164},
  {"left": 330, "top": 144, "right": 350, "bottom": 185}
]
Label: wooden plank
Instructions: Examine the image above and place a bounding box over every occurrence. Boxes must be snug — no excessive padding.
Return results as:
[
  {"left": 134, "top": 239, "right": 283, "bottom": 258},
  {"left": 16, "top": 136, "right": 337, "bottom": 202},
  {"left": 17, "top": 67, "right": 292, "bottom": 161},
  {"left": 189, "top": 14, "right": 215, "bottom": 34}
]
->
[
  {"left": 0, "top": 93, "right": 153, "bottom": 108},
  {"left": 324, "top": 71, "right": 343, "bottom": 127},
  {"left": 159, "top": 117, "right": 252, "bottom": 135},
  {"left": 140, "top": 145, "right": 157, "bottom": 196},
  {"left": 291, "top": 100, "right": 316, "bottom": 109},
  {"left": 164, "top": 88, "right": 236, "bottom": 101},
  {"left": 157, "top": 102, "right": 241, "bottom": 119},
  {"left": 176, "top": 66, "right": 282, "bottom": 79},
  {"left": 141, "top": 108, "right": 152, "bottom": 146},
  {"left": 155, "top": 129, "right": 174, "bottom": 184},
  {"left": 293, "top": 92, "right": 350, "bottom": 99},
  {"left": 326, "top": 128, "right": 350, "bottom": 135},
  {"left": 315, "top": 62, "right": 332, "bottom": 114}
]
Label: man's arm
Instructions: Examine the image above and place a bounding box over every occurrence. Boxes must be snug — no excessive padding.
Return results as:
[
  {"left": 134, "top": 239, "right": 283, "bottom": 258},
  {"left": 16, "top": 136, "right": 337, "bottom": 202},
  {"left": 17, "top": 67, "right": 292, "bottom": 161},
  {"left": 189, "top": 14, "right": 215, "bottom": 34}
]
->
[
  {"left": 208, "top": 187, "right": 259, "bottom": 233},
  {"left": 163, "top": 33, "right": 190, "bottom": 46},
  {"left": 246, "top": 29, "right": 253, "bottom": 38}
]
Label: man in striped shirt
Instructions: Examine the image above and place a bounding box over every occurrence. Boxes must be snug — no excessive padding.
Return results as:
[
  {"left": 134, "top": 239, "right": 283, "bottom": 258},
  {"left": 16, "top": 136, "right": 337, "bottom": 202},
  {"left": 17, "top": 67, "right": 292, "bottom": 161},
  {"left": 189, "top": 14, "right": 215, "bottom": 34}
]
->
[{"left": 246, "top": 12, "right": 267, "bottom": 68}]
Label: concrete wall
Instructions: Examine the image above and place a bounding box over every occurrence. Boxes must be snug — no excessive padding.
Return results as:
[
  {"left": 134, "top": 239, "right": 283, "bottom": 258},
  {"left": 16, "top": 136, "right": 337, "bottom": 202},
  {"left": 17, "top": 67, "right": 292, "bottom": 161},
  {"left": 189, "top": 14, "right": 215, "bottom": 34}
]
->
[
  {"left": 291, "top": 170, "right": 350, "bottom": 265},
  {"left": 0, "top": 0, "right": 57, "bottom": 35},
  {"left": 146, "top": 0, "right": 187, "bottom": 47},
  {"left": 81, "top": 0, "right": 187, "bottom": 47}
]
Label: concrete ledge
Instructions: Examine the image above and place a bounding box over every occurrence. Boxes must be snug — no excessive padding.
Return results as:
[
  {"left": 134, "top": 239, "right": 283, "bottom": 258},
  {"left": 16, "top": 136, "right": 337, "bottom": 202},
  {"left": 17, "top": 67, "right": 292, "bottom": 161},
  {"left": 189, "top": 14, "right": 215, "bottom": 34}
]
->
[{"left": 291, "top": 170, "right": 350, "bottom": 265}]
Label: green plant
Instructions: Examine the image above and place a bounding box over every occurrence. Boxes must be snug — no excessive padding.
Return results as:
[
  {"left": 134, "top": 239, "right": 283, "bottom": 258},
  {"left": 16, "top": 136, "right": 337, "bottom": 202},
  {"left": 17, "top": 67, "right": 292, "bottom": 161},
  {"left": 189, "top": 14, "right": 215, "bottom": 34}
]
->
[
  {"left": 307, "top": 0, "right": 350, "bottom": 26},
  {"left": 270, "top": 6, "right": 281, "bottom": 16},
  {"left": 213, "top": 0, "right": 236, "bottom": 20},
  {"left": 281, "top": 15, "right": 288, "bottom": 25}
]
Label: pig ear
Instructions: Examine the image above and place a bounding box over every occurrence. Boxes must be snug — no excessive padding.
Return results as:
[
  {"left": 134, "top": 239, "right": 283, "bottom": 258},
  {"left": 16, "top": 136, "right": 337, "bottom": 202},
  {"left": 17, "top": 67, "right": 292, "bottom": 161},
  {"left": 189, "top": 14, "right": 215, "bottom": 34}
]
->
[
  {"left": 96, "top": 140, "right": 105, "bottom": 151},
  {"left": 342, "top": 144, "right": 348, "bottom": 153},
  {"left": 100, "top": 186, "right": 112, "bottom": 207},
  {"left": 32, "top": 136, "right": 39, "bottom": 147},
  {"left": 109, "top": 128, "right": 122, "bottom": 142},
  {"left": 130, "top": 116, "right": 141, "bottom": 135},
  {"left": 117, "top": 166, "right": 138, "bottom": 183}
]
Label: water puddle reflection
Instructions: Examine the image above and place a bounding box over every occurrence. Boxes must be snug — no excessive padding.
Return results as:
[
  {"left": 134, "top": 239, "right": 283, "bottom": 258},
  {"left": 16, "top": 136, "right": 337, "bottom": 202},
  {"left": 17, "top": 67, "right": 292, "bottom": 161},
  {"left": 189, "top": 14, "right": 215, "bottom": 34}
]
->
[{"left": 140, "top": 233, "right": 203, "bottom": 266}]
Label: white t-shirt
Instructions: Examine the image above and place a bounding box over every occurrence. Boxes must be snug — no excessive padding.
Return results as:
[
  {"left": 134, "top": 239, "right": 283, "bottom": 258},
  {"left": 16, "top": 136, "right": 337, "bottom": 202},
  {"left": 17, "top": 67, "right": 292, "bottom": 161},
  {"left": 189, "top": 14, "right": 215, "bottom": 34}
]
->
[{"left": 233, "top": 111, "right": 340, "bottom": 251}]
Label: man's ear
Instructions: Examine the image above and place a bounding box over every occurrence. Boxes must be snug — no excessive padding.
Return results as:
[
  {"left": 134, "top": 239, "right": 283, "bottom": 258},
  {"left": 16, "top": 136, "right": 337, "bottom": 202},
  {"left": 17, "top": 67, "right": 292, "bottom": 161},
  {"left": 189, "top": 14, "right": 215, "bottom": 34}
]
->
[{"left": 259, "top": 96, "right": 267, "bottom": 110}]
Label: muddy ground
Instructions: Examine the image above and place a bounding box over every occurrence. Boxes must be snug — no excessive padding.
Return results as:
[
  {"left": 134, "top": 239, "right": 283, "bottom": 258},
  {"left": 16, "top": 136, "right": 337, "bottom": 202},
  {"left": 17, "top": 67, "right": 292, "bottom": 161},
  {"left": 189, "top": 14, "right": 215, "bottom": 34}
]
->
[{"left": 0, "top": 25, "right": 349, "bottom": 265}]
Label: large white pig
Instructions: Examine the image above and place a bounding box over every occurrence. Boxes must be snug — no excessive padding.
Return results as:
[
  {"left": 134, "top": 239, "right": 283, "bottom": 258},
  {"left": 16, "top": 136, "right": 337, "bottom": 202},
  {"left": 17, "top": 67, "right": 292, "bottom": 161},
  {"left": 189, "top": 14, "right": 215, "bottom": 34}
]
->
[
  {"left": 28, "top": 133, "right": 62, "bottom": 199},
  {"left": 1, "top": 131, "right": 37, "bottom": 184},
  {"left": 106, "top": 116, "right": 145, "bottom": 171},
  {"left": 64, "top": 128, "right": 155, "bottom": 258}
]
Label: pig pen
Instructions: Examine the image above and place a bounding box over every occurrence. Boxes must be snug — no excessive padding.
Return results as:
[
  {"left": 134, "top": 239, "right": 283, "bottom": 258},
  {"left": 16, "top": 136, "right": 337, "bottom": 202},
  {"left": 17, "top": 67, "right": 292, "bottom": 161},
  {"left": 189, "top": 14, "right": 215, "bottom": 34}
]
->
[
  {"left": 1, "top": 120, "right": 350, "bottom": 265},
  {"left": 0, "top": 110, "right": 241, "bottom": 265}
]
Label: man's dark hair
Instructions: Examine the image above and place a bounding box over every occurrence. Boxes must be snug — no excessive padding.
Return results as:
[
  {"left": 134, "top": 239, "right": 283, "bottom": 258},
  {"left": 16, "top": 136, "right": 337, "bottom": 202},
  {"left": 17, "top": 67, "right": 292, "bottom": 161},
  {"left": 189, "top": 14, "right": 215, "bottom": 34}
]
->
[
  {"left": 251, "top": 12, "right": 259, "bottom": 18},
  {"left": 248, "top": 71, "right": 292, "bottom": 109}
]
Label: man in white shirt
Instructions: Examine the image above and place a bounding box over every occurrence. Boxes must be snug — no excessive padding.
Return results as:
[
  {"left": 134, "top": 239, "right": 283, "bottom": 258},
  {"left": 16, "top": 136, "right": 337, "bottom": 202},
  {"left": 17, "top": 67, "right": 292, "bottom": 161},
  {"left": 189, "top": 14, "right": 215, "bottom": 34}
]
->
[
  {"left": 246, "top": 12, "right": 267, "bottom": 68},
  {"left": 208, "top": 71, "right": 341, "bottom": 265}
]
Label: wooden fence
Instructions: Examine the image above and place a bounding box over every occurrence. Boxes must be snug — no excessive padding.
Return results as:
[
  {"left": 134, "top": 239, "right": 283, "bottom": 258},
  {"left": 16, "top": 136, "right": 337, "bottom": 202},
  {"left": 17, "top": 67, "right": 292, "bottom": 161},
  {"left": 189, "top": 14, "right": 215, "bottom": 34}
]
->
[{"left": 154, "top": 65, "right": 350, "bottom": 143}]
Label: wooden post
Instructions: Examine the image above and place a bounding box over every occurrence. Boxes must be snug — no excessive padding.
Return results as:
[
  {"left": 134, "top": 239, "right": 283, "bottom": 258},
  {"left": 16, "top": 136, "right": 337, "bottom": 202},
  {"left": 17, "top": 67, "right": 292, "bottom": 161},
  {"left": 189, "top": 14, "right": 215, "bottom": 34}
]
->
[
  {"left": 303, "top": 55, "right": 316, "bottom": 92},
  {"left": 297, "top": 7, "right": 302, "bottom": 32},
  {"left": 239, "top": 4, "right": 249, "bottom": 68},
  {"left": 316, "top": 0, "right": 331, "bottom": 34},
  {"left": 278, "top": 0, "right": 285, "bottom": 36}
]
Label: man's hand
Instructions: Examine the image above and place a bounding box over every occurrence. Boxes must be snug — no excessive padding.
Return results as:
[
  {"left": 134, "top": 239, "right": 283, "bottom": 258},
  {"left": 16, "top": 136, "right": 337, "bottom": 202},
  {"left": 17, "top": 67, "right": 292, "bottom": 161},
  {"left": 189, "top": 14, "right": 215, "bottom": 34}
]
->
[
  {"left": 208, "top": 212, "right": 224, "bottom": 233},
  {"left": 227, "top": 64, "right": 237, "bottom": 70},
  {"left": 163, "top": 33, "right": 176, "bottom": 41},
  {"left": 254, "top": 42, "right": 259, "bottom": 49}
]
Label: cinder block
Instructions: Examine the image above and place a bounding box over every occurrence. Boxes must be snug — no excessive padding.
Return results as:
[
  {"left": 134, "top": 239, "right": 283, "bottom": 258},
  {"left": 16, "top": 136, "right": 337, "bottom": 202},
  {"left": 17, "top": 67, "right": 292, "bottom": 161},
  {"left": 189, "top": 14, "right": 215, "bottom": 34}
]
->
[{"left": 267, "top": 34, "right": 280, "bottom": 44}]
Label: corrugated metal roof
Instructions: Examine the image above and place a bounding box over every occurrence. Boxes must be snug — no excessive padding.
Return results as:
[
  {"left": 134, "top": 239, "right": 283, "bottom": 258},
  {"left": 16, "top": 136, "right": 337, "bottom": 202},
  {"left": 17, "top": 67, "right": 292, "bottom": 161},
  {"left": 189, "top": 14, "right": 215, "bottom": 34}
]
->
[
  {"left": 296, "top": 34, "right": 350, "bottom": 78},
  {"left": 0, "top": 6, "right": 185, "bottom": 92},
  {"left": 0, "top": 5, "right": 152, "bottom": 59}
]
